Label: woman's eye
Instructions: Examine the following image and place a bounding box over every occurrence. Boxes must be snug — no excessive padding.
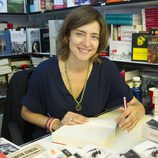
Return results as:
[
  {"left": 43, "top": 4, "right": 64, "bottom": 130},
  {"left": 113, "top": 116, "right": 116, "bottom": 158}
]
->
[
  {"left": 92, "top": 36, "right": 99, "bottom": 40},
  {"left": 75, "top": 32, "right": 84, "bottom": 37}
]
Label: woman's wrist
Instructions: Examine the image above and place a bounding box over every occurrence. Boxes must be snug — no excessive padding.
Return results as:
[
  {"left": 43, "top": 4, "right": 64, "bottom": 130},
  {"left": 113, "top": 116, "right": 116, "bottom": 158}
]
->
[
  {"left": 45, "top": 117, "right": 62, "bottom": 132},
  {"left": 49, "top": 118, "right": 62, "bottom": 132},
  {"left": 45, "top": 117, "right": 53, "bottom": 130}
]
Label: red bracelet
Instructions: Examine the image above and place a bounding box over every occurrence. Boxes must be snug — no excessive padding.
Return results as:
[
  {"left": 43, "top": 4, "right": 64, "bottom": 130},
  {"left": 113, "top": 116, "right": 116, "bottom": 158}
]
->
[
  {"left": 45, "top": 117, "right": 53, "bottom": 130},
  {"left": 49, "top": 119, "right": 58, "bottom": 132}
]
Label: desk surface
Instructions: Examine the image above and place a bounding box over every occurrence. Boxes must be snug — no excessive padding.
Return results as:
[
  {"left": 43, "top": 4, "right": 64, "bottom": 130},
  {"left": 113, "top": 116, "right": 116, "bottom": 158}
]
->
[{"left": 21, "top": 110, "right": 152, "bottom": 154}]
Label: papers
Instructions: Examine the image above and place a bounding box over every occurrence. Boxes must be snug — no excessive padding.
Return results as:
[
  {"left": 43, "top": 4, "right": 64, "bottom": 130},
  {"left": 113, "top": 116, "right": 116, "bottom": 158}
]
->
[
  {"left": 133, "top": 140, "right": 158, "bottom": 158},
  {"left": 0, "top": 137, "right": 20, "bottom": 155},
  {"left": 52, "top": 117, "right": 117, "bottom": 147},
  {"left": 79, "top": 144, "right": 120, "bottom": 158},
  {"left": 7, "top": 144, "right": 46, "bottom": 158}
]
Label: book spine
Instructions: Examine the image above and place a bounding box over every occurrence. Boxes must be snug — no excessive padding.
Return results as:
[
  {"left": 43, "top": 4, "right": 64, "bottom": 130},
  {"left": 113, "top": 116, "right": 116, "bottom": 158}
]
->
[
  {"left": 143, "top": 7, "right": 158, "bottom": 14},
  {"left": 105, "top": 14, "right": 141, "bottom": 20},
  {"left": 106, "top": 14, "right": 133, "bottom": 20},
  {"left": 39, "top": 0, "right": 46, "bottom": 12},
  {"left": 145, "top": 13, "right": 158, "bottom": 18},
  {"left": 106, "top": 19, "right": 141, "bottom": 25}
]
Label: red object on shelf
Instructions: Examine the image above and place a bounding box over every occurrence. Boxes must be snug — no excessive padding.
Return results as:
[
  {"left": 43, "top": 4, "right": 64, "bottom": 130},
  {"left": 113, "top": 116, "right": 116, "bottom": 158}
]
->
[
  {"left": 7, "top": 23, "right": 13, "bottom": 29},
  {"left": 100, "top": 51, "right": 109, "bottom": 57},
  {"left": 120, "top": 69, "right": 125, "bottom": 81}
]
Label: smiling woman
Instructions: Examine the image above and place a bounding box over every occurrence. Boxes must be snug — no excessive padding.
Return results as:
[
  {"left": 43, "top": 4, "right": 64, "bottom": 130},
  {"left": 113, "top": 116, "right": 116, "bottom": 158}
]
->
[{"left": 21, "top": 6, "right": 145, "bottom": 140}]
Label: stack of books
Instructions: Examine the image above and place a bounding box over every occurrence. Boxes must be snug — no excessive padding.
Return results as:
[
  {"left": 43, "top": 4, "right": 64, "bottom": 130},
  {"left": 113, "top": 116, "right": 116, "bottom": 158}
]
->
[
  {"left": 142, "top": 7, "right": 158, "bottom": 31},
  {"left": 0, "top": 58, "right": 12, "bottom": 76}
]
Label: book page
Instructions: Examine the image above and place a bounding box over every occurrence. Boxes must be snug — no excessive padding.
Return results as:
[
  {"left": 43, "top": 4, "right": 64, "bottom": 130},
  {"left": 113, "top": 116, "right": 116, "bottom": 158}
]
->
[
  {"left": 85, "top": 117, "right": 117, "bottom": 129},
  {"left": 52, "top": 117, "right": 117, "bottom": 147}
]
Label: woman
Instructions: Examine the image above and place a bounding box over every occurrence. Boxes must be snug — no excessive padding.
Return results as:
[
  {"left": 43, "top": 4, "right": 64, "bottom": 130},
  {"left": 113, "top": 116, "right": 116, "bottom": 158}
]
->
[{"left": 21, "top": 6, "right": 145, "bottom": 139}]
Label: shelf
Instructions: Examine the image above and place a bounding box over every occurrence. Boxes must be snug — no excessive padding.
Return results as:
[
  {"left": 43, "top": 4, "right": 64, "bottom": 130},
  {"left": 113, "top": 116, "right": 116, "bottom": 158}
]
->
[
  {"left": 112, "top": 59, "right": 158, "bottom": 71},
  {"left": 111, "top": 58, "right": 158, "bottom": 66},
  {"left": 99, "top": 0, "right": 158, "bottom": 14}
]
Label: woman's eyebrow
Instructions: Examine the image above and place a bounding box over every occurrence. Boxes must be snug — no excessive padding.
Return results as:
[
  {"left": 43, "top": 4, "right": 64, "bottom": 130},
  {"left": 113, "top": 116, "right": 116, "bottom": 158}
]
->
[{"left": 74, "top": 29, "right": 99, "bottom": 36}]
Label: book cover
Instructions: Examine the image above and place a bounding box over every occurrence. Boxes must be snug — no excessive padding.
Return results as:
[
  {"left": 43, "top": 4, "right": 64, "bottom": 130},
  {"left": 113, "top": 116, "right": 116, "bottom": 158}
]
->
[
  {"left": 40, "top": 28, "right": 50, "bottom": 53},
  {"left": 10, "top": 29, "right": 27, "bottom": 54},
  {"left": 48, "top": 20, "right": 63, "bottom": 55},
  {"left": 7, "top": 144, "right": 46, "bottom": 158},
  {"left": 29, "top": 0, "right": 39, "bottom": 13},
  {"left": 105, "top": 14, "right": 142, "bottom": 20},
  {"left": 106, "top": 19, "right": 142, "bottom": 26},
  {"left": 0, "top": 137, "right": 20, "bottom": 155},
  {"left": 0, "top": 30, "right": 12, "bottom": 56},
  {"left": 109, "top": 40, "right": 131, "bottom": 61},
  {"left": 131, "top": 33, "right": 149, "bottom": 61},
  {"left": 51, "top": 117, "right": 117, "bottom": 148},
  {"left": 0, "top": 0, "right": 7, "bottom": 12},
  {"left": 26, "top": 28, "right": 41, "bottom": 53},
  {"left": 7, "top": 0, "right": 25, "bottom": 13},
  {"left": 45, "top": 0, "right": 53, "bottom": 11},
  {"left": 149, "top": 28, "right": 158, "bottom": 36},
  {"left": 120, "top": 25, "right": 143, "bottom": 41},
  {"left": 0, "top": 65, "right": 12, "bottom": 75},
  {"left": 67, "top": 0, "right": 91, "bottom": 7},
  {"left": 90, "top": 0, "right": 105, "bottom": 5},
  {"left": 0, "top": 58, "right": 9, "bottom": 66},
  {"left": 54, "top": 0, "right": 65, "bottom": 9},
  {"left": 147, "top": 36, "right": 158, "bottom": 63}
]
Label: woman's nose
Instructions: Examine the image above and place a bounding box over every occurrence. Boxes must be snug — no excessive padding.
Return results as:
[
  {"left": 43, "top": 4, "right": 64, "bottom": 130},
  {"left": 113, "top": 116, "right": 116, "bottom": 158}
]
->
[{"left": 83, "top": 36, "right": 91, "bottom": 47}]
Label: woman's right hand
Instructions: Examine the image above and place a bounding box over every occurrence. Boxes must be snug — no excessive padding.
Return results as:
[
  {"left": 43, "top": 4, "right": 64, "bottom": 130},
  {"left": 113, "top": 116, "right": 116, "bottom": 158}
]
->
[{"left": 61, "top": 111, "right": 89, "bottom": 125}]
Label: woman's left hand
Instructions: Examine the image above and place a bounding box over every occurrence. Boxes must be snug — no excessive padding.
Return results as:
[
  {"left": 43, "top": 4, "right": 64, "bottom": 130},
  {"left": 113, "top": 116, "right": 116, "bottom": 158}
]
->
[
  {"left": 61, "top": 111, "right": 89, "bottom": 125},
  {"left": 116, "top": 96, "right": 145, "bottom": 131}
]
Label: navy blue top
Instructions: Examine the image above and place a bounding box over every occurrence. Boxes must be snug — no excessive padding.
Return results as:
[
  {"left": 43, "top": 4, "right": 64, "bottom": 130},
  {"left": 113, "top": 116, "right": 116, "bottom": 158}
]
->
[{"left": 22, "top": 56, "right": 133, "bottom": 139}]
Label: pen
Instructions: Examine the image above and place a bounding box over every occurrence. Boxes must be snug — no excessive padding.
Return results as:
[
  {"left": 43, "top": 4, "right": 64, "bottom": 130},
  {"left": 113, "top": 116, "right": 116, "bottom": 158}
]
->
[{"left": 123, "top": 97, "right": 127, "bottom": 109}]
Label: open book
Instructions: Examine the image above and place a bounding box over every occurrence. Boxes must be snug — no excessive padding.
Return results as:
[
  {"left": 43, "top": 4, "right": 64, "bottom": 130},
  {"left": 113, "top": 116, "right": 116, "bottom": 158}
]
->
[{"left": 51, "top": 117, "right": 117, "bottom": 148}]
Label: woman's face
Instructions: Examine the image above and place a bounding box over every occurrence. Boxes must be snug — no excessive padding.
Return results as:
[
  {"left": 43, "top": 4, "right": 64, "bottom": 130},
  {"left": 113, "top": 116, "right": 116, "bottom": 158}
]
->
[{"left": 68, "top": 21, "right": 100, "bottom": 62}]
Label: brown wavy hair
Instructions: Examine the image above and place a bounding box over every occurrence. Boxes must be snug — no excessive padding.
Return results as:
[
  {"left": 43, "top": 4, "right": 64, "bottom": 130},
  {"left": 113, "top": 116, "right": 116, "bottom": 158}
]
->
[{"left": 57, "top": 6, "right": 109, "bottom": 62}]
